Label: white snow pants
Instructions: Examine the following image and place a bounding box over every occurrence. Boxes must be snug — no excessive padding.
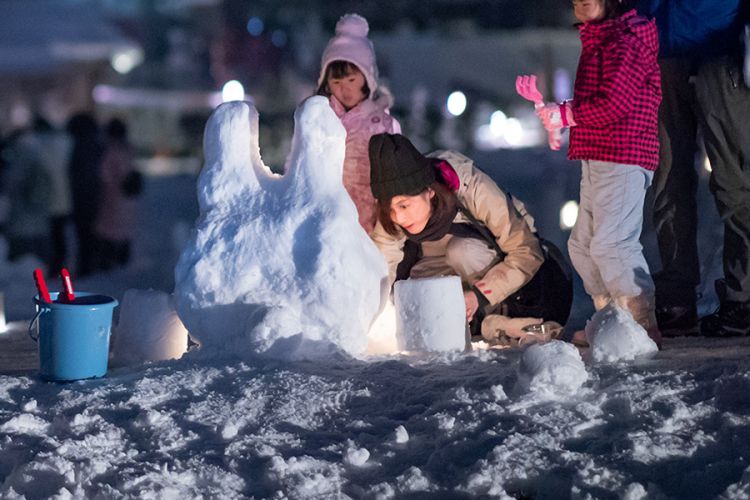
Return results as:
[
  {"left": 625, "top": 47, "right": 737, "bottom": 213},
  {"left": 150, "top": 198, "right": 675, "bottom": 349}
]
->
[{"left": 568, "top": 160, "right": 655, "bottom": 300}]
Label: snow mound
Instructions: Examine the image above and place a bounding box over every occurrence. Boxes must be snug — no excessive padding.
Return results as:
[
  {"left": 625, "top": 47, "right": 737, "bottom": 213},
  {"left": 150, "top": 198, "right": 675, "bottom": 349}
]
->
[
  {"left": 394, "top": 276, "right": 466, "bottom": 352},
  {"left": 112, "top": 289, "right": 188, "bottom": 365},
  {"left": 174, "top": 97, "right": 388, "bottom": 360},
  {"left": 585, "top": 303, "right": 658, "bottom": 363},
  {"left": 517, "top": 340, "right": 588, "bottom": 395}
]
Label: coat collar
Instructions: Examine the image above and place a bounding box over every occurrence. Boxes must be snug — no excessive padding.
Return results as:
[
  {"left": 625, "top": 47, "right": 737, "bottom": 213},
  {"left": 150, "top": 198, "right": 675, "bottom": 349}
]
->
[
  {"left": 579, "top": 9, "right": 636, "bottom": 45},
  {"left": 329, "top": 94, "right": 385, "bottom": 119}
]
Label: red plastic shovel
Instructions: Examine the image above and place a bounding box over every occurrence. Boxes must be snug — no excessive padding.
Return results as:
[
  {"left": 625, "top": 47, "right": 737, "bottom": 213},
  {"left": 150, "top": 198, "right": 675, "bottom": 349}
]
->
[
  {"left": 33, "top": 268, "right": 52, "bottom": 303},
  {"left": 59, "top": 268, "right": 76, "bottom": 303}
]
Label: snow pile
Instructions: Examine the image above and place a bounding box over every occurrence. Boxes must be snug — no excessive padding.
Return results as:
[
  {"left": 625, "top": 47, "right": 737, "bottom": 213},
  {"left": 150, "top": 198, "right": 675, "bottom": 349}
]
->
[
  {"left": 585, "top": 303, "right": 658, "bottom": 363},
  {"left": 394, "top": 276, "right": 466, "bottom": 352},
  {"left": 516, "top": 340, "right": 588, "bottom": 395},
  {"left": 112, "top": 289, "right": 188, "bottom": 365},
  {"left": 394, "top": 425, "right": 409, "bottom": 443},
  {"left": 174, "top": 98, "right": 388, "bottom": 360}
]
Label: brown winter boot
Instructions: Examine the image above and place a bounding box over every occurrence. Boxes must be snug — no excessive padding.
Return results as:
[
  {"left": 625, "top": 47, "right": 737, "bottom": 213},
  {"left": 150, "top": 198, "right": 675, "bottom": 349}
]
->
[
  {"left": 614, "top": 294, "right": 663, "bottom": 350},
  {"left": 592, "top": 294, "right": 611, "bottom": 311}
]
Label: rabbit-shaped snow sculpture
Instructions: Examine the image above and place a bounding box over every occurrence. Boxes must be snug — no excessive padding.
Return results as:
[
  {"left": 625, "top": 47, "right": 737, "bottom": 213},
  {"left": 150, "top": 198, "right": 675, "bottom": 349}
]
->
[{"left": 174, "top": 97, "right": 389, "bottom": 359}]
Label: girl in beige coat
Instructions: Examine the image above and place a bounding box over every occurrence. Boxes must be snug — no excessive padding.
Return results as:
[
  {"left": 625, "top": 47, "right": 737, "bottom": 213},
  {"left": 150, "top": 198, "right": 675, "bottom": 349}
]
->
[{"left": 369, "top": 134, "right": 571, "bottom": 340}]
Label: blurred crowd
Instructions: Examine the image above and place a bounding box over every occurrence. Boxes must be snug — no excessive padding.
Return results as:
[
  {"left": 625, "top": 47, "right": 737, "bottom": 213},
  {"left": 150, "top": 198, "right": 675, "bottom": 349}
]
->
[{"left": 0, "top": 113, "right": 142, "bottom": 277}]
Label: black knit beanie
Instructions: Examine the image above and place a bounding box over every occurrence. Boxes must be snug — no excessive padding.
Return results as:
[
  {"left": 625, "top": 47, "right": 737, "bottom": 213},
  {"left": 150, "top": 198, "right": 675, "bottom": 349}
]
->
[{"left": 369, "top": 133, "right": 435, "bottom": 201}]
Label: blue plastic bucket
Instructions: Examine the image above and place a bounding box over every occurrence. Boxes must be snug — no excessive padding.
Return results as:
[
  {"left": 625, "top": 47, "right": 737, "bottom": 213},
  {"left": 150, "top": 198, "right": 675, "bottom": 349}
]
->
[{"left": 29, "top": 292, "right": 118, "bottom": 381}]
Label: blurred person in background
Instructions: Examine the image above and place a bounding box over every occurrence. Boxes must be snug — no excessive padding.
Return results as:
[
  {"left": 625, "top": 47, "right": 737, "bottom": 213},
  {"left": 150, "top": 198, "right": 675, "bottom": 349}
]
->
[
  {"left": 94, "top": 118, "right": 139, "bottom": 271},
  {"left": 67, "top": 112, "right": 103, "bottom": 277},
  {"left": 32, "top": 116, "right": 73, "bottom": 276},
  {"left": 636, "top": 0, "right": 750, "bottom": 337},
  {"left": 1, "top": 122, "right": 52, "bottom": 263}
]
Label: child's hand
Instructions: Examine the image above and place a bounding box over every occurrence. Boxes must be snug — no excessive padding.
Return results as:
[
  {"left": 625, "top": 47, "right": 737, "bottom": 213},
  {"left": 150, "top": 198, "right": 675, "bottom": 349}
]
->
[
  {"left": 536, "top": 103, "right": 563, "bottom": 131},
  {"left": 537, "top": 102, "right": 576, "bottom": 131}
]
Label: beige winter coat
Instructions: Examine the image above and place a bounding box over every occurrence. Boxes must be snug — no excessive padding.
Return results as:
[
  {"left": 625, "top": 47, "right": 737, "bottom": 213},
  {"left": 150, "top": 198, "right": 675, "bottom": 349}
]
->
[{"left": 370, "top": 150, "right": 543, "bottom": 306}]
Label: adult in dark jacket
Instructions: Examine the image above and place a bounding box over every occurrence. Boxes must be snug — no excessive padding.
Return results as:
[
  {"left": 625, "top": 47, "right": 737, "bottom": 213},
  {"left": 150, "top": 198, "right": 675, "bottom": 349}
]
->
[
  {"left": 636, "top": 0, "right": 750, "bottom": 336},
  {"left": 66, "top": 113, "right": 103, "bottom": 277}
]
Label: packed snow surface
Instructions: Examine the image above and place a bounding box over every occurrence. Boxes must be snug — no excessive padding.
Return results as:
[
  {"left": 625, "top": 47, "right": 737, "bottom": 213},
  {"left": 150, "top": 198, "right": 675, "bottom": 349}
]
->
[
  {"left": 1, "top": 339, "right": 750, "bottom": 498},
  {"left": 1, "top": 251, "right": 747, "bottom": 498}
]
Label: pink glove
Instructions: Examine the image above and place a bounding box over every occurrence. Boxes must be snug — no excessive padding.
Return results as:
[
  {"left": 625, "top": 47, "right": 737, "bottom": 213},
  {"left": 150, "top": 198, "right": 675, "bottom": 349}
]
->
[
  {"left": 515, "top": 74, "right": 562, "bottom": 151},
  {"left": 537, "top": 101, "right": 575, "bottom": 131}
]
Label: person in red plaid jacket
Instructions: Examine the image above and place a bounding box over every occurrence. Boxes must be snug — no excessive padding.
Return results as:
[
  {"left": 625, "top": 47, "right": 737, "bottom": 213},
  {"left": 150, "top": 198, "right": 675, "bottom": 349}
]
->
[{"left": 535, "top": 0, "right": 662, "bottom": 347}]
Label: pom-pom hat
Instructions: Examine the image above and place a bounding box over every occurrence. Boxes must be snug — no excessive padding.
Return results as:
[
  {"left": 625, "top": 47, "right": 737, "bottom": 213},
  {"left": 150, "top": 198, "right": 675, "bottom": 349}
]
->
[{"left": 317, "top": 14, "right": 378, "bottom": 96}]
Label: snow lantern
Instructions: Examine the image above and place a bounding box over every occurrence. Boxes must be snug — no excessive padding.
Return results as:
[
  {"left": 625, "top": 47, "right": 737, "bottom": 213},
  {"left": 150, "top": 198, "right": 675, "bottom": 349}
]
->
[
  {"left": 394, "top": 276, "right": 466, "bottom": 352},
  {"left": 112, "top": 289, "right": 188, "bottom": 365}
]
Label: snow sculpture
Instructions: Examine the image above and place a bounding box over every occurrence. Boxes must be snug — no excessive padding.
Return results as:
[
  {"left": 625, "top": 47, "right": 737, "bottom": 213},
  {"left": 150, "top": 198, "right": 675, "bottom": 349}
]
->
[
  {"left": 174, "top": 97, "right": 388, "bottom": 359},
  {"left": 112, "top": 289, "right": 188, "bottom": 365},
  {"left": 393, "top": 276, "right": 466, "bottom": 352},
  {"left": 517, "top": 340, "right": 588, "bottom": 395},
  {"left": 585, "top": 303, "right": 658, "bottom": 363}
]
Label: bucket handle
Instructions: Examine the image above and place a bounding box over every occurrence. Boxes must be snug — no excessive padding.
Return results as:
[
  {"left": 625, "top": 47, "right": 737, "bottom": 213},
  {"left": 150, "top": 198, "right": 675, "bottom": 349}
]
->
[{"left": 28, "top": 308, "right": 42, "bottom": 343}]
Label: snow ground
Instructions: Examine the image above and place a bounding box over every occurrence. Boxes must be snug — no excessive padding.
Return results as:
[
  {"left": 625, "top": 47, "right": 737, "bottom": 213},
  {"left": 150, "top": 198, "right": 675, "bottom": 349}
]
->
[
  {"left": 1, "top": 326, "right": 750, "bottom": 499},
  {"left": 0, "top": 150, "right": 745, "bottom": 499}
]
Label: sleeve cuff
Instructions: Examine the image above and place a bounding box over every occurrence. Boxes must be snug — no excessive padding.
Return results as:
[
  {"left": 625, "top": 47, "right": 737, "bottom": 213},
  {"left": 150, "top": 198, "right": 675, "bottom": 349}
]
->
[{"left": 472, "top": 286, "right": 491, "bottom": 310}]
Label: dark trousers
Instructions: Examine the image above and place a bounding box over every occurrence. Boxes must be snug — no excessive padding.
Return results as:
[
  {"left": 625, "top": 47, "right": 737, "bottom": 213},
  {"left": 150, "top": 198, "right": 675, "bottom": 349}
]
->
[
  {"left": 99, "top": 238, "right": 130, "bottom": 271},
  {"left": 694, "top": 56, "right": 750, "bottom": 304},
  {"left": 654, "top": 55, "right": 750, "bottom": 306},
  {"left": 652, "top": 58, "right": 701, "bottom": 307},
  {"left": 48, "top": 215, "right": 69, "bottom": 276},
  {"left": 74, "top": 221, "right": 98, "bottom": 277}
]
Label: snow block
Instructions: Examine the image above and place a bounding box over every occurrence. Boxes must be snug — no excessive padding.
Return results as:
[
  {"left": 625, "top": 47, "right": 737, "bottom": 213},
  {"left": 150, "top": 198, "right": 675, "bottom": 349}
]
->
[
  {"left": 517, "top": 340, "right": 588, "bottom": 395},
  {"left": 585, "top": 303, "right": 658, "bottom": 363},
  {"left": 394, "top": 276, "right": 466, "bottom": 352},
  {"left": 112, "top": 289, "right": 188, "bottom": 365},
  {"left": 173, "top": 98, "right": 388, "bottom": 360}
]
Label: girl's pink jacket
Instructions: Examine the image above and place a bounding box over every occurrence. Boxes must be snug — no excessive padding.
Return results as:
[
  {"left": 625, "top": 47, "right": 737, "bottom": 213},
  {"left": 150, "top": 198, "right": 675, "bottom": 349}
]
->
[
  {"left": 330, "top": 94, "right": 401, "bottom": 234},
  {"left": 569, "top": 10, "right": 661, "bottom": 170}
]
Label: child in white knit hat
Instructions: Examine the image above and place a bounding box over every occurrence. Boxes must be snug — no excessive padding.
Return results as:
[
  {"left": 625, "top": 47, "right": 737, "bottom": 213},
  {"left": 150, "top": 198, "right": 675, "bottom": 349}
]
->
[{"left": 316, "top": 13, "right": 401, "bottom": 234}]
